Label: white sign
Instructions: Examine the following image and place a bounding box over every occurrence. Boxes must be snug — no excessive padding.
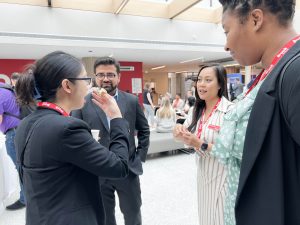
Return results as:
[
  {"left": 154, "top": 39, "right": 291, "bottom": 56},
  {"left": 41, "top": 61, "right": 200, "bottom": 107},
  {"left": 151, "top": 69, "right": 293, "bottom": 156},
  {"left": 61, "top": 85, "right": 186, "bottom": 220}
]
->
[{"left": 132, "top": 78, "right": 142, "bottom": 94}]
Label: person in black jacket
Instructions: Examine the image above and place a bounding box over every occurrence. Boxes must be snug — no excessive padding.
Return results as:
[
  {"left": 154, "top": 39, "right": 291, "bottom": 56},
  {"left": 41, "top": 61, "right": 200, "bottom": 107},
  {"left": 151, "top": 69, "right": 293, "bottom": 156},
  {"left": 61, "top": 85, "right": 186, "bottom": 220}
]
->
[
  {"left": 217, "top": 1, "right": 300, "bottom": 225},
  {"left": 14, "top": 51, "right": 130, "bottom": 225}
]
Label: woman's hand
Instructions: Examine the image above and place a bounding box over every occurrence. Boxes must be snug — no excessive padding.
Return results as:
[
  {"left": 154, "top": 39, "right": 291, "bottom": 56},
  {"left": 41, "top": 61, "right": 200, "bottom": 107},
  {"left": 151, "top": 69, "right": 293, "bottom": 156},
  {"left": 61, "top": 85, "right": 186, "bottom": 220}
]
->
[
  {"left": 181, "top": 132, "right": 200, "bottom": 148},
  {"left": 92, "top": 91, "right": 122, "bottom": 119},
  {"left": 173, "top": 124, "right": 188, "bottom": 142}
]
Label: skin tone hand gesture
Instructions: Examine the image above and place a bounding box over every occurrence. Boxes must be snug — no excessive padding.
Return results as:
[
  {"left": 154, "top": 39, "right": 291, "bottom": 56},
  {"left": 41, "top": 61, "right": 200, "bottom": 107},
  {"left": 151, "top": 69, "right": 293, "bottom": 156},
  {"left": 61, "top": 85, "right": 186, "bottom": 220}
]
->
[
  {"left": 92, "top": 91, "right": 122, "bottom": 119},
  {"left": 181, "top": 132, "right": 201, "bottom": 149},
  {"left": 173, "top": 124, "right": 212, "bottom": 154},
  {"left": 173, "top": 124, "right": 188, "bottom": 142}
]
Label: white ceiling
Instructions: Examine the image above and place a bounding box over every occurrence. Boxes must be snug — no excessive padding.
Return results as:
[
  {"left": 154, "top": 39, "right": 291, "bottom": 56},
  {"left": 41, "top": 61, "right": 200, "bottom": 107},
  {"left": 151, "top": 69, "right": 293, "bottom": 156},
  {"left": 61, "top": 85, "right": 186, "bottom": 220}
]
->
[{"left": 0, "top": 36, "right": 229, "bottom": 63}]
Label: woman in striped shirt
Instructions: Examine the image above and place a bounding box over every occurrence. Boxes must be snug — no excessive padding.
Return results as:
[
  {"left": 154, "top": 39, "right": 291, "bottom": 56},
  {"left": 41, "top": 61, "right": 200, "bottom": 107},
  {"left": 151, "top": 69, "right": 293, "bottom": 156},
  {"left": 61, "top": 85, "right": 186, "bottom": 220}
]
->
[{"left": 173, "top": 63, "right": 233, "bottom": 225}]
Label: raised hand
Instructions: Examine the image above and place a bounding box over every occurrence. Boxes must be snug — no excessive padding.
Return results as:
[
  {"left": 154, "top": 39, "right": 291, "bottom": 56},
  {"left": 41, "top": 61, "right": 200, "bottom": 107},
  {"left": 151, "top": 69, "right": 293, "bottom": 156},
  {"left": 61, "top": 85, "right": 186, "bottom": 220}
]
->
[{"left": 92, "top": 91, "right": 122, "bottom": 119}]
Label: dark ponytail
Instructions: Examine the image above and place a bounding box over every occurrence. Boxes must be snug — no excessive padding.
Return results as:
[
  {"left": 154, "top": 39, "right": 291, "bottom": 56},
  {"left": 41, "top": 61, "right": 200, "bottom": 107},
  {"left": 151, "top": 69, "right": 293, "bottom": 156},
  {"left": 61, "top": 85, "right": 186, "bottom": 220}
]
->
[{"left": 15, "top": 70, "right": 35, "bottom": 106}]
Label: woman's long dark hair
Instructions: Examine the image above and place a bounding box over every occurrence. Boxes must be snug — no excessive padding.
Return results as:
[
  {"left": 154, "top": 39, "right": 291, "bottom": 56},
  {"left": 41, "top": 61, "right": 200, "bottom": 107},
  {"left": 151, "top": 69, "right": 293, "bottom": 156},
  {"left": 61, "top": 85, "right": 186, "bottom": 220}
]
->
[
  {"left": 188, "top": 63, "right": 229, "bottom": 133},
  {"left": 15, "top": 68, "right": 35, "bottom": 106},
  {"left": 16, "top": 51, "right": 83, "bottom": 103}
]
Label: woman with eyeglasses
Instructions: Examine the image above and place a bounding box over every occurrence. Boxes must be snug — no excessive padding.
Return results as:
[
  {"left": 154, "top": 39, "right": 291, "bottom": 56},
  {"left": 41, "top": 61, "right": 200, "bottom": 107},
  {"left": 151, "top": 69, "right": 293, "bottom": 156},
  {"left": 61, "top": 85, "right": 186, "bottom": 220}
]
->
[
  {"left": 14, "top": 51, "right": 130, "bottom": 225},
  {"left": 173, "top": 63, "right": 233, "bottom": 225}
]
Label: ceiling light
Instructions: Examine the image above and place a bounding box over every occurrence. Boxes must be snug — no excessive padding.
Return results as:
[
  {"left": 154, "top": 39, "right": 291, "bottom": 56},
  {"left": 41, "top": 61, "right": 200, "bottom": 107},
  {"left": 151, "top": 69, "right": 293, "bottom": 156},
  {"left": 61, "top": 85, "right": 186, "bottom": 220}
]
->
[
  {"left": 180, "top": 57, "right": 204, "bottom": 64},
  {"left": 151, "top": 65, "right": 166, "bottom": 70}
]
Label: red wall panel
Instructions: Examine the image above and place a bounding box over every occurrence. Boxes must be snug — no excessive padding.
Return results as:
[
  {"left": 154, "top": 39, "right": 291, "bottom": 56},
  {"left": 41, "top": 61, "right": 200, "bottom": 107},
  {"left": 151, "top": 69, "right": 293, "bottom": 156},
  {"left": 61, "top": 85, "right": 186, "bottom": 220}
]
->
[
  {"left": 119, "top": 61, "right": 144, "bottom": 104},
  {"left": 0, "top": 59, "right": 144, "bottom": 105},
  {"left": 0, "top": 59, "right": 35, "bottom": 84}
]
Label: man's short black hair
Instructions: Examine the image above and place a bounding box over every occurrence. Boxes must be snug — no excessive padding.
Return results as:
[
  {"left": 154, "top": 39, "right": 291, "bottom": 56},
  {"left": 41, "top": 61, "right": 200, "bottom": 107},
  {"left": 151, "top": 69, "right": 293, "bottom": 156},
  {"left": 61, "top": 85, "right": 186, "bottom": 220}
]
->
[{"left": 94, "top": 57, "right": 120, "bottom": 74}]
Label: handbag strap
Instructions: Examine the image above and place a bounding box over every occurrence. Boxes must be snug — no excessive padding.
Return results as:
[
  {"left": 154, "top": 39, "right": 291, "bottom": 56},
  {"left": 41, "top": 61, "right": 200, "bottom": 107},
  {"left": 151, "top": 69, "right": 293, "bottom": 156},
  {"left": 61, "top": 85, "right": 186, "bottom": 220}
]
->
[
  {"left": 278, "top": 52, "right": 300, "bottom": 134},
  {"left": 3, "top": 111, "right": 20, "bottom": 119},
  {"left": 18, "top": 116, "right": 45, "bottom": 183}
]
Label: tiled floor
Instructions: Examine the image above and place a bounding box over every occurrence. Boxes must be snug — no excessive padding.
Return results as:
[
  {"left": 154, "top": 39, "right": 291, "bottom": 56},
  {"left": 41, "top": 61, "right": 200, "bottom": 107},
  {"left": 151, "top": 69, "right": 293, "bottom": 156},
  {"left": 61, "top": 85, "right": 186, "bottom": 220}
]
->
[{"left": 0, "top": 151, "right": 198, "bottom": 225}]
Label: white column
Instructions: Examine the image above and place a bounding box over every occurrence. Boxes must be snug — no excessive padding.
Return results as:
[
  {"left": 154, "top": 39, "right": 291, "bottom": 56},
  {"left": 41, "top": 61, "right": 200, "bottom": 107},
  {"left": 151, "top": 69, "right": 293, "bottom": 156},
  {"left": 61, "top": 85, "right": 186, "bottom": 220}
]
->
[
  {"left": 245, "top": 66, "right": 252, "bottom": 85},
  {"left": 170, "top": 72, "right": 176, "bottom": 97}
]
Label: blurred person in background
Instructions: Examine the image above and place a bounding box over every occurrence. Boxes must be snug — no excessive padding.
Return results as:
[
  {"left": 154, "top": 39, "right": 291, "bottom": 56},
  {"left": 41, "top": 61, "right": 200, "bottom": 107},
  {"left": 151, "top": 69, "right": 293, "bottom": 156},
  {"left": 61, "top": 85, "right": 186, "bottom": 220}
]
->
[
  {"left": 172, "top": 93, "right": 184, "bottom": 111},
  {"left": 142, "top": 82, "right": 155, "bottom": 128},
  {"left": 231, "top": 78, "right": 244, "bottom": 99},
  {"left": 0, "top": 79, "right": 25, "bottom": 210},
  {"left": 10, "top": 72, "right": 20, "bottom": 88},
  {"left": 15, "top": 70, "right": 38, "bottom": 119},
  {"left": 156, "top": 97, "right": 177, "bottom": 133}
]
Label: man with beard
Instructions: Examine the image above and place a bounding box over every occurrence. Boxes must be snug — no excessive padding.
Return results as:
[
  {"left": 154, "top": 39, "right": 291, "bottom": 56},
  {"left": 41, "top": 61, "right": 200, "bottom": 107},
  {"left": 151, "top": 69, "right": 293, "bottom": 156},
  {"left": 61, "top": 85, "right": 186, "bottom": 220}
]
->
[{"left": 72, "top": 56, "right": 150, "bottom": 225}]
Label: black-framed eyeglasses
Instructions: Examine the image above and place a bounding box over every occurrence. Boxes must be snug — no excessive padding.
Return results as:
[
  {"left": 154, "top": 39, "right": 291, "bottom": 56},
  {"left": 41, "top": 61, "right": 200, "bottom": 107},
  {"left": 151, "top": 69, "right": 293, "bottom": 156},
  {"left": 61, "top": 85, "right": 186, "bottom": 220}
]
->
[
  {"left": 68, "top": 77, "right": 92, "bottom": 85},
  {"left": 95, "top": 73, "right": 117, "bottom": 80}
]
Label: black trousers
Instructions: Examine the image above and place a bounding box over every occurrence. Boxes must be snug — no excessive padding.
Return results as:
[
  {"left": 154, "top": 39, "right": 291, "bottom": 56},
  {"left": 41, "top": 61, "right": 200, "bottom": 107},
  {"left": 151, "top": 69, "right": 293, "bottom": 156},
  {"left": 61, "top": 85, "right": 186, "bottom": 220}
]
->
[{"left": 101, "top": 172, "right": 142, "bottom": 225}]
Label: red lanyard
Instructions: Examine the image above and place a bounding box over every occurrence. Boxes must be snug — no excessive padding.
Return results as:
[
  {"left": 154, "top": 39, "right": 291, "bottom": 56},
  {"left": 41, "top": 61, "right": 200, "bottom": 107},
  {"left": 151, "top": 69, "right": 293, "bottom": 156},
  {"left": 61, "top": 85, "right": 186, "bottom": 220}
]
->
[
  {"left": 197, "top": 98, "right": 221, "bottom": 139},
  {"left": 246, "top": 35, "right": 300, "bottom": 96},
  {"left": 37, "top": 102, "right": 69, "bottom": 117}
]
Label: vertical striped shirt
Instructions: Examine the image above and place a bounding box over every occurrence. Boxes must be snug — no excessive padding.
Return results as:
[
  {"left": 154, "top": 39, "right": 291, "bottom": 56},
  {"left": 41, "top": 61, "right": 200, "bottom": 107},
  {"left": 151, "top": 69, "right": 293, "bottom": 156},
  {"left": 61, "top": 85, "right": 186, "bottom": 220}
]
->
[{"left": 185, "top": 96, "right": 233, "bottom": 225}]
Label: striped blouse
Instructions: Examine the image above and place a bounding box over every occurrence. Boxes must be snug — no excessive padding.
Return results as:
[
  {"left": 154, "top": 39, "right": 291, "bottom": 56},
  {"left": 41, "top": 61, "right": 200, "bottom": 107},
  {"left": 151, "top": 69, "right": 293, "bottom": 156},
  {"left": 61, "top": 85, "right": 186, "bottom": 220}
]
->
[{"left": 185, "top": 96, "right": 233, "bottom": 225}]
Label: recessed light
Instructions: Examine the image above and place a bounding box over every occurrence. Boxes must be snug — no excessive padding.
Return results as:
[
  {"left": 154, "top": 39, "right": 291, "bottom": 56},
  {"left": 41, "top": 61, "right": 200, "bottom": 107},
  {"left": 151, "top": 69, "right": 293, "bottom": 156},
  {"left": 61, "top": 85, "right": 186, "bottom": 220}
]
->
[
  {"left": 151, "top": 65, "right": 166, "bottom": 70},
  {"left": 180, "top": 57, "right": 204, "bottom": 64}
]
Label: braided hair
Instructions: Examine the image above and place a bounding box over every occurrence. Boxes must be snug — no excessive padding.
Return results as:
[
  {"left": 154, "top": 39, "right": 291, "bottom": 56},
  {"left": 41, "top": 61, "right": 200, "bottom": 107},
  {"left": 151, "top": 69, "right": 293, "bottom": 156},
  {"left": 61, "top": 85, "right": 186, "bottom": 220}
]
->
[{"left": 219, "top": 0, "right": 295, "bottom": 26}]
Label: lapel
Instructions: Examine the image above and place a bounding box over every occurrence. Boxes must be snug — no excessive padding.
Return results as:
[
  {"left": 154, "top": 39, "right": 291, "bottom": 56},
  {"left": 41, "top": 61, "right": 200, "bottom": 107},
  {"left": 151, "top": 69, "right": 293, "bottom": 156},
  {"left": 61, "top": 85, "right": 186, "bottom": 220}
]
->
[
  {"left": 89, "top": 95, "right": 110, "bottom": 132},
  {"left": 117, "top": 91, "right": 127, "bottom": 118},
  {"left": 89, "top": 90, "right": 127, "bottom": 132},
  {"left": 236, "top": 41, "right": 300, "bottom": 204}
]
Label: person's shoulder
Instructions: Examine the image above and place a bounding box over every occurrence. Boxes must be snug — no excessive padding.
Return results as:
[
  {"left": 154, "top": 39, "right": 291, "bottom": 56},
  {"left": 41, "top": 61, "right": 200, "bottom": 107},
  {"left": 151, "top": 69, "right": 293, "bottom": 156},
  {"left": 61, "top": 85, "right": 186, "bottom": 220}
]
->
[
  {"left": 120, "top": 90, "right": 138, "bottom": 101},
  {"left": 0, "top": 85, "right": 14, "bottom": 95},
  {"left": 218, "top": 96, "right": 234, "bottom": 112},
  {"left": 36, "top": 111, "right": 89, "bottom": 130}
]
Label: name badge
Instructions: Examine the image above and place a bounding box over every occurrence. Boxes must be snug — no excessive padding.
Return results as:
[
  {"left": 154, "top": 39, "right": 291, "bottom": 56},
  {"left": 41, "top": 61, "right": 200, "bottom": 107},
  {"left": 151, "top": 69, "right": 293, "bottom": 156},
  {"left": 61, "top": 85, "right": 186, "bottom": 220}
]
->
[{"left": 208, "top": 125, "right": 220, "bottom": 131}]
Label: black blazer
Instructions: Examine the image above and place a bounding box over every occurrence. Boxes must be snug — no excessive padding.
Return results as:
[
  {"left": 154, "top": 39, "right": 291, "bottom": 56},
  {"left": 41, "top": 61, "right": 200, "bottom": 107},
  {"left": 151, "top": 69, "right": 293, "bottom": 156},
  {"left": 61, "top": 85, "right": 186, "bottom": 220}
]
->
[
  {"left": 15, "top": 108, "right": 130, "bottom": 225},
  {"left": 72, "top": 90, "right": 150, "bottom": 175},
  {"left": 235, "top": 41, "right": 300, "bottom": 225}
]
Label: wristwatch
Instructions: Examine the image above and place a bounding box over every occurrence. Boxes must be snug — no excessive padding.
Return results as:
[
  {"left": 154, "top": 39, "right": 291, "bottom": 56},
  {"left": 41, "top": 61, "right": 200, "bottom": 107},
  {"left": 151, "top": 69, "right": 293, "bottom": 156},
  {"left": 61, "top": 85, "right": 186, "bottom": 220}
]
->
[{"left": 200, "top": 141, "right": 209, "bottom": 151}]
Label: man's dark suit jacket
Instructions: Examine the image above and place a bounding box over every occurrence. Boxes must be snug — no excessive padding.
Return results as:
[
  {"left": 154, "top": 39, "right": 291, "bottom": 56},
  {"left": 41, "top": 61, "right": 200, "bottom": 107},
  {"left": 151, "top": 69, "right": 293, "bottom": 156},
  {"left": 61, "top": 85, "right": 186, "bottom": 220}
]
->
[
  {"left": 15, "top": 108, "right": 130, "bottom": 225},
  {"left": 72, "top": 90, "right": 150, "bottom": 175},
  {"left": 235, "top": 41, "right": 300, "bottom": 225}
]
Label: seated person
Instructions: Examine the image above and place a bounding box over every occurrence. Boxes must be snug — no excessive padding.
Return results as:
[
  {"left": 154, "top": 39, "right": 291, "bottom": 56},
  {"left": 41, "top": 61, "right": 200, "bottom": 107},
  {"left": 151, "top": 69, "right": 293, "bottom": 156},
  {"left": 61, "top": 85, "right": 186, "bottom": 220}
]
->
[
  {"left": 156, "top": 97, "right": 176, "bottom": 133},
  {"left": 172, "top": 93, "right": 184, "bottom": 112},
  {"left": 183, "top": 96, "right": 196, "bottom": 115},
  {"left": 176, "top": 96, "right": 196, "bottom": 124}
]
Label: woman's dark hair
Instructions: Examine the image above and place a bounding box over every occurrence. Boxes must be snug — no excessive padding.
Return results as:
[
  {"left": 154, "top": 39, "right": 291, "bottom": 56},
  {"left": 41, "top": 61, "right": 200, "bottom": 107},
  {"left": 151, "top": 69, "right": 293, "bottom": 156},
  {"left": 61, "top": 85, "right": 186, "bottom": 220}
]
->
[
  {"left": 18, "top": 51, "right": 83, "bottom": 102},
  {"left": 219, "top": 0, "right": 295, "bottom": 26},
  {"left": 188, "top": 63, "right": 228, "bottom": 133},
  {"left": 15, "top": 72, "right": 35, "bottom": 106},
  {"left": 94, "top": 56, "right": 120, "bottom": 74},
  {"left": 187, "top": 96, "right": 196, "bottom": 107}
]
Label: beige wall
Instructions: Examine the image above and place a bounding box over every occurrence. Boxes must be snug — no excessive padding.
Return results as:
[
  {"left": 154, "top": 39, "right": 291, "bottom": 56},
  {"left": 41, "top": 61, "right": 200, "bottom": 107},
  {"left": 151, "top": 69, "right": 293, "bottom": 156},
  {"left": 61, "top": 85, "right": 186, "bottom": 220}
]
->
[{"left": 144, "top": 72, "right": 168, "bottom": 105}]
